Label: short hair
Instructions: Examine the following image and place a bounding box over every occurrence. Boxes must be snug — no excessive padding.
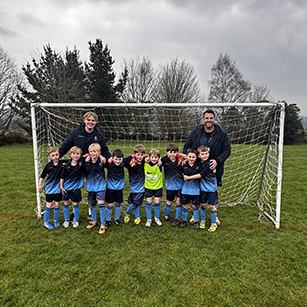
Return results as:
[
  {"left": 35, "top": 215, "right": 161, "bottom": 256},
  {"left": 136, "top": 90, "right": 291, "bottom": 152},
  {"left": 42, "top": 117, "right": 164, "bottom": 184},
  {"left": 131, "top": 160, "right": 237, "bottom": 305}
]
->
[
  {"left": 187, "top": 147, "right": 198, "bottom": 156},
  {"left": 69, "top": 146, "right": 82, "bottom": 155},
  {"left": 133, "top": 144, "right": 146, "bottom": 154},
  {"left": 113, "top": 149, "right": 124, "bottom": 158},
  {"left": 197, "top": 145, "right": 210, "bottom": 154},
  {"left": 166, "top": 143, "right": 179, "bottom": 153},
  {"left": 203, "top": 109, "right": 215, "bottom": 118},
  {"left": 149, "top": 148, "right": 160, "bottom": 158},
  {"left": 83, "top": 111, "right": 98, "bottom": 122},
  {"left": 88, "top": 143, "right": 101, "bottom": 152},
  {"left": 47, "top": 146, "right": 59, "bottom": 155}
]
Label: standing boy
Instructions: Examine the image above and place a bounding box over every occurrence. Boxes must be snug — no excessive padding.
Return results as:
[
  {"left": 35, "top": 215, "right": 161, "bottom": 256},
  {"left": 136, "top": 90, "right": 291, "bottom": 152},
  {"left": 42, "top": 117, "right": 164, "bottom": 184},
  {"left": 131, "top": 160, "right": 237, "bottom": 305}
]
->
[
  {"left": 144, "top": 148, "right": 163, "bottom": 227},
  {"left": 38, "top": 146, "right": 65, "bottom": 229},
  {"left": 123, "top": 144, "right": 146, "bottom": 225},
  {"left": 60, "top": 146, "right": 84, "bottom": 228},
  {"left": 160, "top": 143, "right": 184, "bottom": 224},
  {"left": 84, "top": 143, "right": 108, "bottom": 235},
  {"left": 105, "top": 149, "right": 125, "bottom": 227}
]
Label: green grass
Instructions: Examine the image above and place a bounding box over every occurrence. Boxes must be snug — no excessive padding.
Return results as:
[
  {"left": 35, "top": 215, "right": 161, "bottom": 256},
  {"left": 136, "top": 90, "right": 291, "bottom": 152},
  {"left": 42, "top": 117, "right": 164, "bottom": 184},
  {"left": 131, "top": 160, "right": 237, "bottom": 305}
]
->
[{"left": 0, "top": 144, "right": 307, "bottom": 306}]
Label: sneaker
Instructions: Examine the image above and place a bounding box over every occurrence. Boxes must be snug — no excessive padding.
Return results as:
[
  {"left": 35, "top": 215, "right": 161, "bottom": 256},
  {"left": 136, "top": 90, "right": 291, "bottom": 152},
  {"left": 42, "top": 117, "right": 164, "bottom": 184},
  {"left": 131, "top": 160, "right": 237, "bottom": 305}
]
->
[
  {"left": 180, "top": 221, "right": 187, "bottom": 228},
  {"left": 105, "top": 220, "right": 111, "bottom": 228},
  {"left": 134, "top": 217, "right": 141, "bottom": 225},
  {"left": 200, "top": 220, "right": 206, "bottom": 229},
  {"left": 145, "top": 219, "right": 152, "bottom": 227},
  {"left": 165, "top": 216, "right": 174, "bottom": 222},
  {"left": 44, "top": 222, "right": 54, "bottom": 230},
  {"left": 72, "top": 220, "right": 79, "bottom": 228},
  {"left": 171, "top": 219, "right": 180, "bottom": 227},
  {"left": 154, "top": 218, "right": 162, "bottom": 226},
  {"left": 208, "top": 223, "right": 218, "bottom": 232},
  {"left": 114, "top": 219, "right": 122, "bottom": 226},
  {"left": 189, "top": 215, "right": 194, "bottom": 225},
  {"left": 124, "top": 214, "right": 130, "bottom": 223},
  {"left": 194, "top": 222, "right": 200, "bottom": 230},
  {"left": 54, "top": 220, "right": 60, "bottom": 228},
  {"left": 63, "top": 221, "right": 70, "bottom": 228},
  {"left": 87, "top": 214, "right": 92, "bottom": 221},
  {"left": 69, "top": 213, "right": 74, "bottom": 222},
  {"left": 216, "top": 217, "right": 221, "bottom": 226},
  {"left": 98, "top": 225, "right": 107, "bottom": 234},
  {"left": 86, "top": 221, "right": 97, "bottom": 229}
]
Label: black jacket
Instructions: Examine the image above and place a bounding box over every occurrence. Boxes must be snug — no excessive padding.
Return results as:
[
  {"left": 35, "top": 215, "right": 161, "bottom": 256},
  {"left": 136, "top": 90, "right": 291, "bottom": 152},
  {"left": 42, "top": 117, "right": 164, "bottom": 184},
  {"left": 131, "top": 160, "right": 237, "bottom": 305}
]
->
[
  {"left": 59, "top": 122, "right": 111, "bottom": 159},
  {"left": 183, "top": 124, "right": 231, "bottom": 178}
]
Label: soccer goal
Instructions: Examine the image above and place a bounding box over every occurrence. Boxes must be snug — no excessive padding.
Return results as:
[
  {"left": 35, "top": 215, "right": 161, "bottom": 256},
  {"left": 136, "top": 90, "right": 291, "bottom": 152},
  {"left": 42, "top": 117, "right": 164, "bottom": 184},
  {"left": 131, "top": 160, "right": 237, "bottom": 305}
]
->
[{"left": 31, "top": 102, "right": 285, "bottom": 228}]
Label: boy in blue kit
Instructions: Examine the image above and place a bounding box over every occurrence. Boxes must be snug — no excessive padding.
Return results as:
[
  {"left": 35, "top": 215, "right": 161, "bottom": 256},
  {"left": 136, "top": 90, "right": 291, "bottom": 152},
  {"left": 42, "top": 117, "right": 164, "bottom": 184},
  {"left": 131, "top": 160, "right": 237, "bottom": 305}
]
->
[
  {"left": 105, "top": 149, "right": 125, "bottom": 227},
  {"left": 145, "top": 148, "right": 163, "bottom": 227},
  {"left": 38, "top": 146, "right": 65, "bottom": 229},
  {"left": 84, "top": 143, "right": 108, "bottom": 235},
  {"left": 185, "top": 145, "right": 219, "bottom": 232},
  {"left": 160, "top": 143, "right": 184, "bottom": 225},
  {"left": 123, "top": 144, "right": 146, "bottom": 225},
  {"left": 180, "top": 147, "right": 201, "bottom": 229},
  {"left": 60, "top": 146, "right": 84, "bottom": 228}
]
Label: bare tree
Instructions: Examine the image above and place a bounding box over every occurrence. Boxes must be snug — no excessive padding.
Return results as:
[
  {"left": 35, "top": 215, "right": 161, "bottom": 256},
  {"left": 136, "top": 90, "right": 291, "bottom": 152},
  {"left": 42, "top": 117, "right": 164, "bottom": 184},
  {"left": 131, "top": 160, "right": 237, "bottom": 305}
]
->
[
  {"left": 122, "top": 56, "right": 156, "bottom": 103},
  {"left": 249, "top": 84, "right": 273, "bottom": 102},
  {"left": 208, "top": 53, "right": 251, "bottom": 104},
  {"left": 0, "top": 45, "right": 22, "bottom": 135}
]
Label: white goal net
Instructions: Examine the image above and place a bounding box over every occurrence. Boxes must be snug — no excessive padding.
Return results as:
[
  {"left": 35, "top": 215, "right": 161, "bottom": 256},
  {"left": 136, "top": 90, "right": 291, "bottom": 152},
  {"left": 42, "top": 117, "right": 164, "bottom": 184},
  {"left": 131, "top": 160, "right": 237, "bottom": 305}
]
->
[{"left": 31, "top": 102, "right": 285, "bottom": 228}]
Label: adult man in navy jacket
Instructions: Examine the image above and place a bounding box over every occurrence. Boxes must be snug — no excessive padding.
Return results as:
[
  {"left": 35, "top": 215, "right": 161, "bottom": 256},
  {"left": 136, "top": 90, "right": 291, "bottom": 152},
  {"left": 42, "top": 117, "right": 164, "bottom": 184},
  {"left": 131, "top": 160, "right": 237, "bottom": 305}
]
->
[{"left": 183, "top": 109, "right": 231, "bottom": 187}]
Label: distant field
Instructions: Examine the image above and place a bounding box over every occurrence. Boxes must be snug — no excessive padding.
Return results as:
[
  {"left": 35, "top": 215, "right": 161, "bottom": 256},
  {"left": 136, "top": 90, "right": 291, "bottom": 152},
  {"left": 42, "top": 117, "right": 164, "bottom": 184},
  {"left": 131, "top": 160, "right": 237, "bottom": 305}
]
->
[{"left": 0, "top": 144, "right": 306, "bottom": 306}]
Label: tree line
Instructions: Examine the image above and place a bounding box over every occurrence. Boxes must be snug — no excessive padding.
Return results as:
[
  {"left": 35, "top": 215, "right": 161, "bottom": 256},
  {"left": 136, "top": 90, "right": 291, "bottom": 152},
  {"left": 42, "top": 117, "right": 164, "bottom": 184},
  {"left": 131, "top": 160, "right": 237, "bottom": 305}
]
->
[{"left": 0, "top": 38, "right": 305, "bottom": 145}]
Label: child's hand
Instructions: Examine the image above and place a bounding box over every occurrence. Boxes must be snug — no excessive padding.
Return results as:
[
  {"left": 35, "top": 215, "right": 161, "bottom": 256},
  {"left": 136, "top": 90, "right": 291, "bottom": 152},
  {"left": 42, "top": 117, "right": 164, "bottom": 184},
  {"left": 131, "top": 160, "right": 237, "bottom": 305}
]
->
[
  {"left": 61, "top": 187, "right": 66, "bottom": 195},
  {"left": 100, "top": 155, "right": 106, "bottom": 164},
  {"left": 213, "top": 169, "right": 216, "bottom": 173},
  {"left": 184, "top": 175, "right": 188, "bottom": 181},
  {"left": 85, "top": 156, "right": 91, "bottom": 162},
  {"left": 83, "top": 153, "right": 90, "bottom": 158},
  {"left": 108, "top": 157, "right": 113, "bottom": 164},
  {"left": 38, "top": 185, "right": 42, "bottom": 193},
  {"left": 158, "top": 158, "right": 162, "bottom": 167},
  {"left": 145, "top": 156, "right": 150, "bottom": 163}
]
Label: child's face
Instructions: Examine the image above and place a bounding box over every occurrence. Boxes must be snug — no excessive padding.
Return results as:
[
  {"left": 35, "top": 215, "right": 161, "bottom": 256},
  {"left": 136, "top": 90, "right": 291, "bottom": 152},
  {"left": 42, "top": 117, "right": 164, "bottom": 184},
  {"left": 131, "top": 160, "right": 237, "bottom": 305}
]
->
[
  {"left": 187, "top": 152, "right": 197, "bottom": 165},
  {"left": 150, "top": 154, "right": 159, "bottom": 164},
  {"left": 70, "top": 152, "right": 82, "bottom": 161},
  {"left": 49, "top": 151, "right": 59, "bottom": 162},
  {"left": 167, "top": 150, "right": 177, "bottom": 161},
  {"left": 113, "top": 156, "right": 123, "bottom": 166},
  {"left": 199, "top": 151, "right": 210, "bottom": 161},
  {"left": 135, "top": 152, "right": 145, "bottom": 162},
  {"left": 89, "top": 149, "right": 100, "bottom": 160}
]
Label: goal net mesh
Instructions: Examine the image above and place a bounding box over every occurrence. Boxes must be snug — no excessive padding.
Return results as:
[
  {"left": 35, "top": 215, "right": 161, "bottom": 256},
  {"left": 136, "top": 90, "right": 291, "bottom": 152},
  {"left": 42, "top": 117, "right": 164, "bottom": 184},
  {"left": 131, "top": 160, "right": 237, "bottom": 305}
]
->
[{"left": 32, "top": 103, "right": 283, "bottom": 227}]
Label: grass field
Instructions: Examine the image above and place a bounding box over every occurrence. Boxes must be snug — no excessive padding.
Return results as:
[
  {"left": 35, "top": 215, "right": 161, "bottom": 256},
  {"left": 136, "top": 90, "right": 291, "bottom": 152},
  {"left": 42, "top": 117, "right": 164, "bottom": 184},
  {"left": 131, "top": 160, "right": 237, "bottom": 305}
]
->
[{"left": 0, "top": 144, "right": 306, "bottom": 306}]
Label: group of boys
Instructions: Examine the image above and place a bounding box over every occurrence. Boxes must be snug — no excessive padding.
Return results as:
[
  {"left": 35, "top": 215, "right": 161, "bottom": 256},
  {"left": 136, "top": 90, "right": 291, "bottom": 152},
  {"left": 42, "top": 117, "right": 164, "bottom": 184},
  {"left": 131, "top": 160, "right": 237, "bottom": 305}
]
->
[{"left": 39, "top": 141, "right": 220, "bottom": 234}]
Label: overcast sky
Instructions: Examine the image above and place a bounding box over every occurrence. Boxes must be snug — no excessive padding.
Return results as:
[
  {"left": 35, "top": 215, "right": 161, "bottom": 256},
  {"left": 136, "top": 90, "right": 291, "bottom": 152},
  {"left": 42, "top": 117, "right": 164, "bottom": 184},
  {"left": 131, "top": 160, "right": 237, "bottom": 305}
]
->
[{"left": 1, "top": 0, "right": 307, "bottom": 115}]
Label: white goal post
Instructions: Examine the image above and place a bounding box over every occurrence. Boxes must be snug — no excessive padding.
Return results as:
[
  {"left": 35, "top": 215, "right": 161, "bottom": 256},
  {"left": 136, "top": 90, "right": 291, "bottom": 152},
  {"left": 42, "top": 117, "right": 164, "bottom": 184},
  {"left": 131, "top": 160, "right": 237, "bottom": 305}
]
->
[{"left": 31, "top": 102, "right": 285, "bottom": 228}]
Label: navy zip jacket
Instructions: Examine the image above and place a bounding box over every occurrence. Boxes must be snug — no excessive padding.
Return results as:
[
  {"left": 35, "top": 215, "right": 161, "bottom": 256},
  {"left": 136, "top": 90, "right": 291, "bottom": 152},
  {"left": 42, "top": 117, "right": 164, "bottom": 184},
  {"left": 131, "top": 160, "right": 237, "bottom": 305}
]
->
[
  {"left": 59, "top": 122, "right": 111, "bottom": 159},
  {"left": 183, "top": 124, "right": 231, "bottom": 178}
]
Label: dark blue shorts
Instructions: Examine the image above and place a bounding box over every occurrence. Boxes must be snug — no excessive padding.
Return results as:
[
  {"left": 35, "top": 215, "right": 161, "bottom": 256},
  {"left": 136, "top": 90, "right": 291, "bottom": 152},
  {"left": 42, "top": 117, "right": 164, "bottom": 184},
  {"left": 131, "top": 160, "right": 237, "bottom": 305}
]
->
[
  {"left": 200, "top": 190, "right": 218, "bottom": 206},
  {"left": 105, "top": 189, "right": 123, "bottom": 204},
  {"left": 87, "top": 190, "right": 105, "bottom": 202},
  {"left": 181, "top": 194, "right": 200, "bottom": 206},
  {"left": 128, "top": 192, "right": 145, "bottom": 207},
  {"left": 145, "top": 188, "right": 163, "bottom": 198},
  {"left": 46, "top": 193, "right": 62, "bottom": 203},
  {"left": 166, "top": 189, "right": 181, "bottom": 202},
  {"left": 63, "top": 189, "right": 82, "bottom": 203}
]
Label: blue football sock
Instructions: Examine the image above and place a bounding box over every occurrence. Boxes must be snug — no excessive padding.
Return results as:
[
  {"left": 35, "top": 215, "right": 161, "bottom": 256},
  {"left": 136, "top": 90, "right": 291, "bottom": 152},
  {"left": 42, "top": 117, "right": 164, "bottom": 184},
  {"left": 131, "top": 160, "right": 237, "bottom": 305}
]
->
[
  {"left": 193, "top": 207, "right": 199, "bottom": 223},
  {"left": 134, "top": 206, "right": 140, "bottom": 219},
  {"left": 63, "top": 204, "right": 69, "bottom": 221},
  {"left": 106, "top": 205, "right": 113, "bottom": 221},
  {"left": 115, "top": 203, "right": 121, "bottom": 220},
  {"left": 73, "top": 204, "right": 79, "bottom": 221},
  {"left": 211, "top": 209, "right": 217, "bottom": 224},
  {"left": 154, "top": 202, "right": 161, "bottom": 219},
  {"left": 182, "top": 207, "right": 189, "bottom": 221},
  {"left": 146, "top": 202, "right": 152, "bottom": 220},
  {"left": 125, "top": 204, "right": 136, "bottom": 215},
  {"left": 99, "top": 203, "right": 106, "bottom": 226},
  {"left": 200, "top": 207, "right": 207, "bottom": 221},
  {"left": 91, "top": 205, "right": 97, "bottom": 223},
  {"left": 44, "top": 207, "right": 51, "bottom": 223},
  {"left": 54, "top": 207, "right": 60, "bottom": 222},
  {"left": 175, "top": 205, "right": 182, "bottom": 220},
  {"left": 164, "top": 203, "right": 172, "bottom": 217}
]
